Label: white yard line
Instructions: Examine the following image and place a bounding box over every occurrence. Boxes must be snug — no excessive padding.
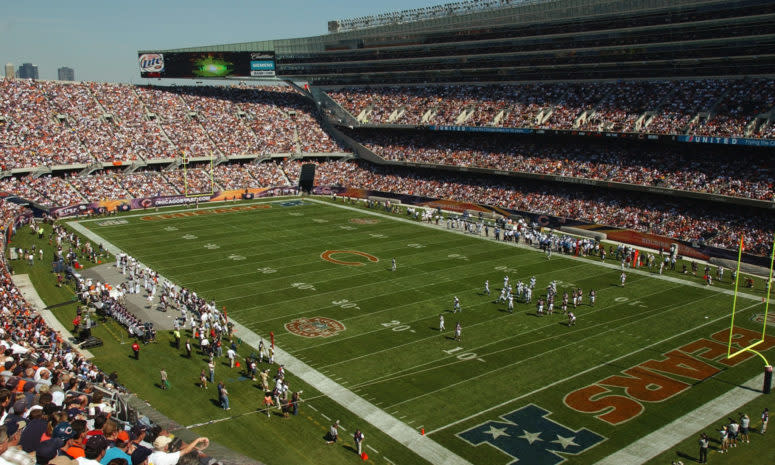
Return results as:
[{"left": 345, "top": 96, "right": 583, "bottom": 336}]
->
[
  {"left": 428, "top": 300, "right": 762, "bottom": 435},
  {"left": 68, "top": 199, "right": 766, "bottom": 465},
  {"left": 307, "top": 199, "right": 762, "bottom": 302},
  {"left": 67, "top": 218, "right": 473, "bottom": 465},
  {"left": 594, "top": 371, "right": 765, "bottom": 465},
  {"left": 231, "top": 319, "right": 472, "bottom": 465}
]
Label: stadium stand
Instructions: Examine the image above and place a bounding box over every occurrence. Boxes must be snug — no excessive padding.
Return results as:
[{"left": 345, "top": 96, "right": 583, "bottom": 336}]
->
[
  {"left": 279, "top": 160, "right": 774, "bottom": 256},
  {"left": 349, "top": 131, "right": 775, "bottom": 201},
  {"left": 0, "top": 81, "right": 348, "bottom": 170},
  {"left": 326, "top": 79, "right": 775, "bottom": 137},
  {"left": 0, "top": 80, "right": 772, "bottom": 257}
]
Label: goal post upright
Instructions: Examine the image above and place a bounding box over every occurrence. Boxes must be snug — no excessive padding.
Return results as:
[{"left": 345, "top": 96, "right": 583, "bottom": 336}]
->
[{"left": 726, "top": 235, "right": 775, "bottom": 393}]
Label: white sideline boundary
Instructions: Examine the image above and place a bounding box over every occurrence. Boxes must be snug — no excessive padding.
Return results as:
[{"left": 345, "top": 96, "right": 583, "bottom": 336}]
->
[
  {"left": 308, "top": 198, "right": 762, "bottom": 302},
  {"left": 66, "top": 199, "right": 767, "bottom": 465},
  {"left": 594, "top": 372, "right": 765, "bottom": 465},
  {"left": 66, "top": 218, "right": 472, "bottom": 465}
]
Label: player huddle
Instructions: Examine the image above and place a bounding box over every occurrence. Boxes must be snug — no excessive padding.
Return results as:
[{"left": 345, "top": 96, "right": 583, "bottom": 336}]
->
[{"left": 439, "top": 275, "right": 598, "bottom": 336}]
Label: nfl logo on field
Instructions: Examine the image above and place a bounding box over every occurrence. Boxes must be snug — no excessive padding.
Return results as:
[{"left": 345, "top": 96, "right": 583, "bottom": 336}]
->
[{"left": 458, "top": 404, "right": 605, "bottom": 464}]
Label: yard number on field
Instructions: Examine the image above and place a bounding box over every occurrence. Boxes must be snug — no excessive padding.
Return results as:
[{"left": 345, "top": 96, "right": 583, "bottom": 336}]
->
[
  {"left": 333, "top": 299, "right": 360, "bottom": 310},
  {"left": 444, "top": 346, "right": 486, "bottom": 363},
  {"left": 292, "top": 282, "right": 316, "bottom": 291},
  {"left": 381, "top": 320, "right": 415, "bottom": 333}
]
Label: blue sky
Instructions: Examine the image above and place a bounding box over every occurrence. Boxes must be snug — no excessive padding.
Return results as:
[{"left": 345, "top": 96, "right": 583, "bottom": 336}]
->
[{"left": 1, "top": 0, "right": 442, "bottom": 83}]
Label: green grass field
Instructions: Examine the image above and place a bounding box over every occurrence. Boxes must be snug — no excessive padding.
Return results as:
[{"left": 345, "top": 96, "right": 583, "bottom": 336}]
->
[{"left": 51, "top": 197, "right": 774, "bottom": 465}]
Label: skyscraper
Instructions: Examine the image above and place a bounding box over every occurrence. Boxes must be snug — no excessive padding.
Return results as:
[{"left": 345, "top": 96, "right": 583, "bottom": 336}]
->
[
  {"left": 4, "top": 63, "right": 13, "bottom": 80},
  {"left": 16, "top": 63, "right": 39, "bottom": 80},
  {"left": 58, "top": 67, "right": 75, "bottom": 81}
]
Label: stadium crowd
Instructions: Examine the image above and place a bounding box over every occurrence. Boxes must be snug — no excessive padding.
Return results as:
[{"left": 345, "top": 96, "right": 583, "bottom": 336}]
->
[
  {"left": 327, "top": 78, "right": 775, "bottom": 136},
  {"left": 0, "top": 80, "right": 347, "bottom": 170},
  {"left": 0, "top": 157, "right": 770, "bottom": 255},
  {"left": 352, "top": 132, "right": 774, "bottom": 201},
  {"left": 282, "top": 160, "right": 775, "bottom": 256}
]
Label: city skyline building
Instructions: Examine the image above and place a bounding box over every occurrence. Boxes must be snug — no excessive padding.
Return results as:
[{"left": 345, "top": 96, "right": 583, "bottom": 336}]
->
[
  {"left": 58, "top": 66, "right": 75, "bottom": 81},
  {"left": 16, "top": 62, "right": 39, "bottom": 79}
]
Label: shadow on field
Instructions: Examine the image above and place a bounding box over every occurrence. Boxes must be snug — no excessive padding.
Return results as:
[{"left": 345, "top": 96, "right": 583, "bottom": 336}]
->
[
  {"left": 342, "top": 445, "right": 357, "bottom": 454},
  {"left": 675, "top": 450, "right": 697, "bottom": 463}
]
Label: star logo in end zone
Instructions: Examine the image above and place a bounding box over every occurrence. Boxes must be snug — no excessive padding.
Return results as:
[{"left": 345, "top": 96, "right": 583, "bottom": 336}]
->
[{"left": 457, "top": 404, "right": 605, "bottom": 465}]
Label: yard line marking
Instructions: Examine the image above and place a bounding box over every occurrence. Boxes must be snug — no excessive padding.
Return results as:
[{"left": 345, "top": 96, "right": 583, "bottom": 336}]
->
[
  {"left": 307, "top": 404, "right": 318, "bottom": 412},
  {"left": 229, "top": 252, "right": 560, "bottom": 322},
  {"left": 292, "top": 262, "right": 605, "bottom": 353},
  {"left": 385, "top": 293, "right": 714, "bottom": 410},
  {"left": 427, "top": 300, "right": 762, "bottom": 435},
  {"left": 399, "top": 415, "right": 407, "bottom": 419},
  {"left": 310, "top": 198, "right": 761, "bottom": 302},
  {"left": 320, "top": 413, "right": 331, "bottom": 421},
  {"left": 230, "top": 323, "right": 472, "bottom": 465},
  {"left": 367, "top": 445, "right": 379, "bottom": 453},
  {"left": 335, "top": 282, "right": 685, "bottom": 385},
  {"left": 385, "top": 457, "right": 396, "bottom": 465},
  {"left": 594, "top": 371, "right": 765, "bottom": 465},
  {"left": 69, "top": 218, "right": 472, "bottom": 465}
]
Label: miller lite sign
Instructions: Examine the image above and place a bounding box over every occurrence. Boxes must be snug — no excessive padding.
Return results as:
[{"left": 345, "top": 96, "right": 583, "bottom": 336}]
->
[{"left": 138, "top": 54, "right": 164, "bottom": 73}]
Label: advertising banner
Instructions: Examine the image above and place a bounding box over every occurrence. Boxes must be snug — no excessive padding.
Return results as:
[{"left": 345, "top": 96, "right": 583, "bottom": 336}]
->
[{"left": 139, "top": 51, "right": 275, "bottom": 79}]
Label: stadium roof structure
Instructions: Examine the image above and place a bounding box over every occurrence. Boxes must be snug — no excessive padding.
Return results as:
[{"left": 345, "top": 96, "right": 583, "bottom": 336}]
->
[{"left": 140, "top": 0, "right": 775, "bottom": 85}]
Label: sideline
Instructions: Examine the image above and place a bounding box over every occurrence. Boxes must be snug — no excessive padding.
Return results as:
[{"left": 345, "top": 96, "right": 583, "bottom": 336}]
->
[
  {"left": 594, "top": 371, "right": 765, "bottom": 465},
  {"left": 11, "top": 274, "right": 94, "bottom": 359},
  {"left": 66, "top": 217, "right": 473, "bottom": 465},
  {"left": 308, "top": 198, "right": 762, "bottom": 302}
]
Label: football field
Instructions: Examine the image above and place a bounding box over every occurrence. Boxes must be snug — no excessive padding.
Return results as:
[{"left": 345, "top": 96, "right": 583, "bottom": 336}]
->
[{"left": 71, "top": 197, "right": 774, "bottom": 465}]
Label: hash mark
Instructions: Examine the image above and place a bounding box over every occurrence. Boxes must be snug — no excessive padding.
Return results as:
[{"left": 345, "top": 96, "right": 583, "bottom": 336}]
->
[
  {"left": 366, "top": 445, "right": 379, "bottom": 453},
  {"left": 307, "top": 405, "right": 318, "bottom": 412},
  {"left": 320, "top": 413, "right": 331, "bottom": 421}
]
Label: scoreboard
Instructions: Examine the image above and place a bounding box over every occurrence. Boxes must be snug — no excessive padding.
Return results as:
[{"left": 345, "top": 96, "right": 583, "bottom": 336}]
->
[{"left": 138, "top": 51, "right": 275, "bottom": 79}]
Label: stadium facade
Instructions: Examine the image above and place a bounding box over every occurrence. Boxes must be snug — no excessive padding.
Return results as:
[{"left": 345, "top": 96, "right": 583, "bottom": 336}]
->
[{"left": 141, "top": 0, "right": 775, "bottom": 84}]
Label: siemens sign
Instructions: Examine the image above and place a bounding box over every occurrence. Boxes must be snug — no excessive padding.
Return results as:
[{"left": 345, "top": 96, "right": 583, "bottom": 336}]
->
[{"left": 250, "top": 60, "right": 276, "bottom": 77}]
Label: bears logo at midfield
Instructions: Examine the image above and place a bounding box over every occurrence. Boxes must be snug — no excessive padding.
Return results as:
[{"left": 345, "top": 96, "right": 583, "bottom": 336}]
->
[
  {"left": 458, "top": 404, "right": 605, "bottom": 465},
  {"left": 285, "top": 317, "right": 345, "bottom": 338}
]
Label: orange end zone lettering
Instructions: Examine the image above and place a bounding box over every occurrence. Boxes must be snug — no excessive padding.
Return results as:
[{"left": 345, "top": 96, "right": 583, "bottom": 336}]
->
[
  {"left": 139, "top": 203, "right": 271, "bottom": 220},
  {"left": 711, "top": 326, "right": 775, "bottom": 351},
  {"left": 641, "top": 350, "right": 721, "bottom": 381},
  {"left": 679, "top": 338, "right": 740, "bottom": 365},
  {"left": 564, "top": 385, "right": 643, "bottom": 425},
  {"left": 320, "top": 250, "right": 379, "bottom": 266},
  {"left": 599, "top": 366, "right": 689, "bottom": 403}
]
